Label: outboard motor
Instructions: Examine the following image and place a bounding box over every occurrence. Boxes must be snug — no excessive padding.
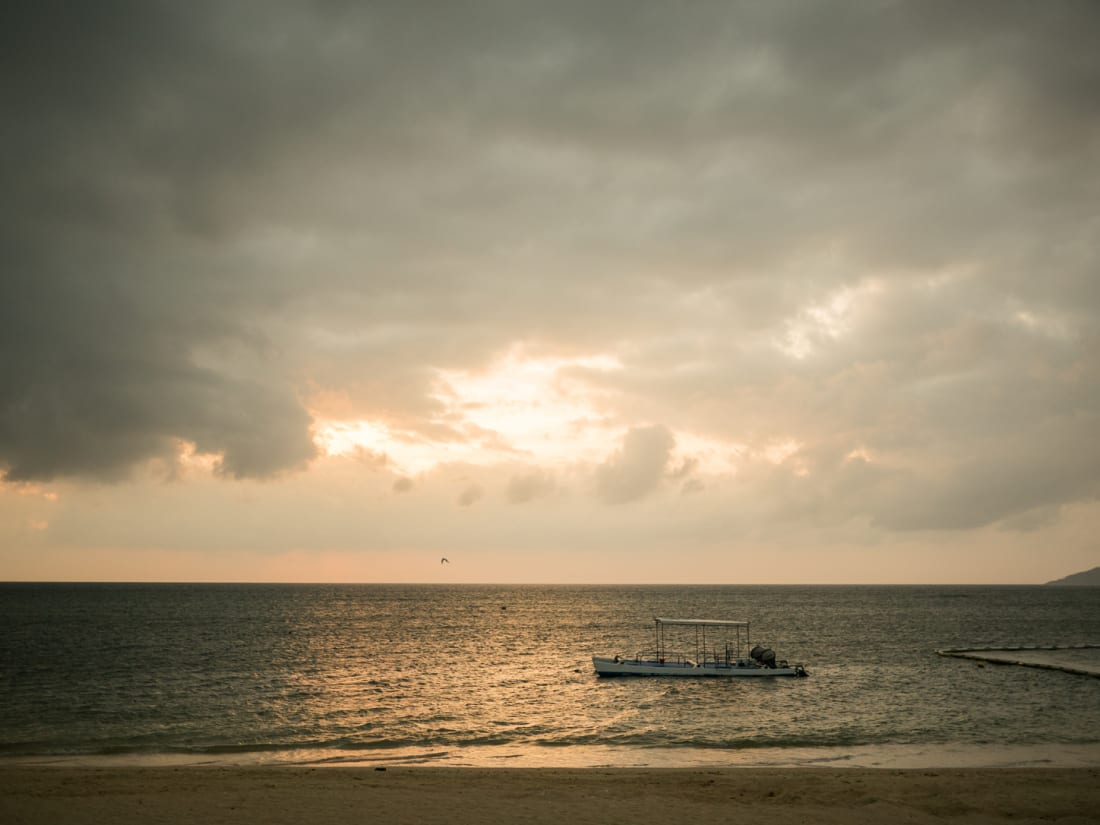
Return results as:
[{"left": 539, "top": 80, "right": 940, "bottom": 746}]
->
[{"left": 751, "top": 645, "right": 777, "bottom": 668}]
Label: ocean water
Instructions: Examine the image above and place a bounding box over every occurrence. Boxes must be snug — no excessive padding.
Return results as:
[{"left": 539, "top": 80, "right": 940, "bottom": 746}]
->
[{"left": 2, "top": 583, "right": 1099, "bottom": 768}]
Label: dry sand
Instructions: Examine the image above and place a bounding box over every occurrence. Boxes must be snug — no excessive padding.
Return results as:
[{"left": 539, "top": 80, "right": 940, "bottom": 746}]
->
[{"left": 3, "top": 766, "right": 1099, "bottom": 825}]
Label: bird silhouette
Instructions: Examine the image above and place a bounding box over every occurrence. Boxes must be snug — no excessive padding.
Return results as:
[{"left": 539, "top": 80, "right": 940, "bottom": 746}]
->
[{"left": 440, "top": 557, "right": 449, "bottom": 565}]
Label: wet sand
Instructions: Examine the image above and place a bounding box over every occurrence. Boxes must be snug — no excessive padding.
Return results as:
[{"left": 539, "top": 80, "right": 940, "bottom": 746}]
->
[{"left": 2, "top": 765, "right": 1098, "bottom": 824}]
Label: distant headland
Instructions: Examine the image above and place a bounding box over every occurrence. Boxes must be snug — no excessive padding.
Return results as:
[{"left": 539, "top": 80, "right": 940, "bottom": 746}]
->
[{"left": 1046, "top": 566, "right": 1100, "bottom": 586}]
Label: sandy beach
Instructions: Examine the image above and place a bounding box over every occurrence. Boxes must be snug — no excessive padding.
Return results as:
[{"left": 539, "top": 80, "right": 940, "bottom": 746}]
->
[{"left": 2, "top": 766, "right": 1098, "bottom": 824}]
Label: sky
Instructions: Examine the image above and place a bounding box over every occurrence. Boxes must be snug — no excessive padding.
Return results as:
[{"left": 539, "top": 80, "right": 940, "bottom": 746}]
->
[{"left": 2, "top": 1, "right": 1098, "bottom": 584}]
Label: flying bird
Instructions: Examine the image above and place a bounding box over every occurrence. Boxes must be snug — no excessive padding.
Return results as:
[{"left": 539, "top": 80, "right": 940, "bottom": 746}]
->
[{"left": 440, "top": 557, "right": 449, "bottom": 565}]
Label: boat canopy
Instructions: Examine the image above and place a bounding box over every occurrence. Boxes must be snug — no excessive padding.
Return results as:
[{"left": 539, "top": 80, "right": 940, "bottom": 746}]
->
[{"left": 655, "top": 618, "right": 749, "bottom": 628}]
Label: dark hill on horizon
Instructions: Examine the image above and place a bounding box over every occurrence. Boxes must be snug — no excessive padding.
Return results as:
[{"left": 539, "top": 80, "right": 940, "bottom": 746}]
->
[{"left": 1046, "top": 566, "right": 1100, "bottom": 586}]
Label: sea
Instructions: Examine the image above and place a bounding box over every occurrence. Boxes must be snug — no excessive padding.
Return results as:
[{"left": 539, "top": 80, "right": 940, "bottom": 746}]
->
[{"left": 2, "top": 583, "right": 1099, "bottom": 769}]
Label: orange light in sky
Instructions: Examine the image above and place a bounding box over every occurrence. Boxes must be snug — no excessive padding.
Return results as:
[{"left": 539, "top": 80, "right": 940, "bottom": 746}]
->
[{"left": 315, "top": 351, "right": 628, "bottom": 474}]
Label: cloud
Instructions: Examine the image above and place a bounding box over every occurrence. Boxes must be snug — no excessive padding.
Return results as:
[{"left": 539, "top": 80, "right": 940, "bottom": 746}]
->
[
  {"left": 457, "top": 484, "right": 483, "bottom": 508},
  {"left": 506, "top": 469, "right": 557, "bottom": 505},
  {"left": 681, "top": 479, "right": 705, "bottom": 496},
  {"left": 0, "top": 274, "right": 317, "bottom": 481},
  {"left": 0, "top": 0, "right": 1097, "bottom": 565},
  {"left": 868, "top": 421, "right": 1100, "bottom": 531},
  {"left": 0, "top": 3, "right": 335, "bottom": 482},
  {"left": 595, "top": 425, "right": 676, "bottom": 504}
]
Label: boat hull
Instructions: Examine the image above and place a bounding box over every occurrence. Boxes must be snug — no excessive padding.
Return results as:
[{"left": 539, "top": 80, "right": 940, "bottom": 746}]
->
[{"left": 592, "top": 656, "right": 807, "bottom": 677}]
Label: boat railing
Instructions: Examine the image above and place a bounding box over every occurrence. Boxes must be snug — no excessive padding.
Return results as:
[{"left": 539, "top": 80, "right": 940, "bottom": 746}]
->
[
  {"left": 636, "top": 648, "right": 685, "bottom": 665},
  {"left": 636, "top": 645, "right": 753, "bottom": 667},
  {"left": 636, "top": 648, "right": 720, "bottom": 667}
]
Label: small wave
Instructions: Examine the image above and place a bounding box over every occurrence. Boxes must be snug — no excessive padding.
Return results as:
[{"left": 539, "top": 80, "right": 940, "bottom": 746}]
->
[
  {"left": 936, "top": 645, "right": 1100, "bottom": 678},
  {"left": 529, "top": 731, "right": 874, "bottom": 751}
]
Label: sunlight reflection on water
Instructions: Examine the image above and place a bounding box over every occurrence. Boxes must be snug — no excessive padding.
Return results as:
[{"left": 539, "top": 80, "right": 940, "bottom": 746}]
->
[{"left": 3, "top": 584, "right": 1099, "bottom": 766}]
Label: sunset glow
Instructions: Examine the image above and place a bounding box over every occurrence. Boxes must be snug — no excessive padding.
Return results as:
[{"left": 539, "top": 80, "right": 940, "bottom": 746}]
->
[{"left": 316, "top": 352, "right": 626, "bottom": 473}]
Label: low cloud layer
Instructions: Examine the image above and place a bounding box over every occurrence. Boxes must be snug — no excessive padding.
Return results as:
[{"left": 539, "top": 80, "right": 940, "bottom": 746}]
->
[{"left": 596, "top": 426, "right": 676, "bottom": 504}]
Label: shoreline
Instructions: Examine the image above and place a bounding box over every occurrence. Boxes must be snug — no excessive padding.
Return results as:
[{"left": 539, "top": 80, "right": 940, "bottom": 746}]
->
[
  {"left": 3, "top": 765, "right": 1098, "bottom": 824},
  {"left": 6, "top": 742, "right": 1100, "bottom": 771}
]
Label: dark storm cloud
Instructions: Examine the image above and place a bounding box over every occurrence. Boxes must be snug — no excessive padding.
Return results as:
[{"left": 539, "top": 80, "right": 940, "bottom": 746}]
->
[
  {"left": 0, "top": 1, "right": 322, "bottom": 480},
  {"left": 2, "top": 0, "right": 1098, "bottom": 526}
]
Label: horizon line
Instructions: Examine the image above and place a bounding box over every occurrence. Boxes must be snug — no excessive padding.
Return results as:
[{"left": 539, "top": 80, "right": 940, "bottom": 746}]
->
[{"left": 0, "top": 579, "right": 1076, "bottom": 587}]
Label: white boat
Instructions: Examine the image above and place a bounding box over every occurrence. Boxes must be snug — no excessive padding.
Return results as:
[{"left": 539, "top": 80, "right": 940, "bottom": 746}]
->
[{"left": 593, "top": 617, "right": 808, "bottom": 677}]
